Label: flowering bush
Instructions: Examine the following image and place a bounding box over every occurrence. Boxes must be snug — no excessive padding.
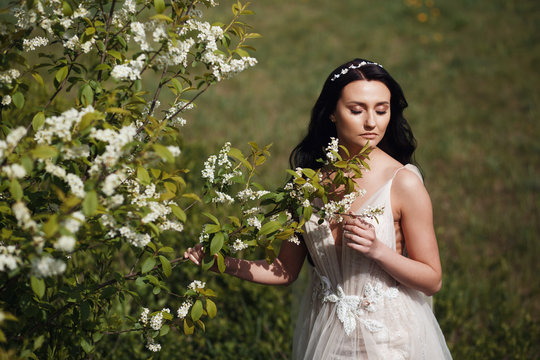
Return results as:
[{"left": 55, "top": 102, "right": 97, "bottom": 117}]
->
[{"left": 0, "top": 0, "right": 259, "bottom": 357}]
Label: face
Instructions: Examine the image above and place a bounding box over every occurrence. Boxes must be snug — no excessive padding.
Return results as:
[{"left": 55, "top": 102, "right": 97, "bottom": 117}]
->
[{"left": 331, "top": 80, "right": 391, "bottom": 154}]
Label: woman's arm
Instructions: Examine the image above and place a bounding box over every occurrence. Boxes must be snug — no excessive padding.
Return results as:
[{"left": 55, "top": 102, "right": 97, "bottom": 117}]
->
[
  {"left": 184, "top": 238, "right": 307, "bottom": 286},
  {"left": 343, "top": 169, "right": 442, "bottom": 295}
]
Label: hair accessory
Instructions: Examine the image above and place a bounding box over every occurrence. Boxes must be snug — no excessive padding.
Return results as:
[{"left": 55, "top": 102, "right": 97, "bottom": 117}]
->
[{"left": 329, "top": 61, "right": 383, "bottom": 82}]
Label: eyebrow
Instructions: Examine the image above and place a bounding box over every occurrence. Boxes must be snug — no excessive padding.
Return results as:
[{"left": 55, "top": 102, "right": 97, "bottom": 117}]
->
[{"left": 345, "top": 101, "right": 390, "bottom": 106}]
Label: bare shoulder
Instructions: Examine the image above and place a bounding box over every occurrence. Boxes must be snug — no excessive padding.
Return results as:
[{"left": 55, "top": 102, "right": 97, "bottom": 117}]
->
[{"left": 391, "top": 165, "right": 432, "bottom": 216}]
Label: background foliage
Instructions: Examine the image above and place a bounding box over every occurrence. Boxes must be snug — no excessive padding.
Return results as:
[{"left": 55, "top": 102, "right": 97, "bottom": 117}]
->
[{"left": 1, "top": 0, "right": 538, "bottom": 359}]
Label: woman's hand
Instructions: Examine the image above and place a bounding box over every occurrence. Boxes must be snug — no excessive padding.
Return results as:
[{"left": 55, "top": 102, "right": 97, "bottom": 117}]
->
[
  {"left": 342, "top": 217, "right": 384, "bottom": 259},
  {"left": 183, "top": 244, "right": 205, "bottom": 266}
]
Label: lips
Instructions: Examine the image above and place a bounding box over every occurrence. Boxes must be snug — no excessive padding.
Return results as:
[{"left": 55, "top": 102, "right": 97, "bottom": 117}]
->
[{"left": 360, "top": 133, "right": 378, "bottom": 139}]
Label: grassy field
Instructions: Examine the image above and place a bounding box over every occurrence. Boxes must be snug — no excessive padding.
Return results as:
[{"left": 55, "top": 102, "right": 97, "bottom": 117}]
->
[{"left": 175, "top": 0, "right": 540, "bottom": 358}]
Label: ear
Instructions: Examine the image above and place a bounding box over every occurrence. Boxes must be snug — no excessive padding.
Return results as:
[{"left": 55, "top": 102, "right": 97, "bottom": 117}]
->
[{"left": 330, "top": 114, "right": 336, "bottom": 123}]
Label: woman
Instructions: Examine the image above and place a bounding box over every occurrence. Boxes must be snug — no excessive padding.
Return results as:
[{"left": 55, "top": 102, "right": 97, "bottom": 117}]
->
[{"left": 185, "top": 58, "right": 452, "bottom": 359}]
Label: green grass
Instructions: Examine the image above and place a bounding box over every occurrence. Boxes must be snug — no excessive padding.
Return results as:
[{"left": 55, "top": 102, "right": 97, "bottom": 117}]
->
[{"left": 174, "top": 0, "right": 540, "bottom": 358}]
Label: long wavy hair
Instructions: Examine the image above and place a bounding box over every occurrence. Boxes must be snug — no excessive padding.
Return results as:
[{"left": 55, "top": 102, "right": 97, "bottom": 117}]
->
[{"left": 289, "top": 58, "right": 417, "bottom": 169}]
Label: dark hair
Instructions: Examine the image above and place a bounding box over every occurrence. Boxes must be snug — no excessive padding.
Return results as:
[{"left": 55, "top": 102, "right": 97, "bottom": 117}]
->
[{"left": 289, "top": 58, "right": 417, "bottom": 169}]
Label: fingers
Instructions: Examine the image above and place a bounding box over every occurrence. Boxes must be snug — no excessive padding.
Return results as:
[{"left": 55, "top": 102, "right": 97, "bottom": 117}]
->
[{"left": 183, "top": 244, "right": 204, "bottom": 266}]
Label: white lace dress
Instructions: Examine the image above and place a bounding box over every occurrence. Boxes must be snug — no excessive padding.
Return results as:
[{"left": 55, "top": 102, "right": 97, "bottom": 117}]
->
[{"left": 293, "top": 165, "right": 452, "bottom": 359}]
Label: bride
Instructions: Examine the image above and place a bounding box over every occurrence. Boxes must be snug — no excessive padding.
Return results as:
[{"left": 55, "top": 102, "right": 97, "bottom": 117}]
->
[{"left": 185, "top": 58, "right": 452, "bottom": 359}]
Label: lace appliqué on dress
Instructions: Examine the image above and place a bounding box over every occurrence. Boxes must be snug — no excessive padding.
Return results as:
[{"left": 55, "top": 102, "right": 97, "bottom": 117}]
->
[{"left": 313, "top": 270, "right": 398, "bottom": 336}]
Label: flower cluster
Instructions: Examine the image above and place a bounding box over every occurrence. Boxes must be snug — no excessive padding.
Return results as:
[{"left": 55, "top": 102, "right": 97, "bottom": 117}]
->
[
  {"left": 34, "top": 106, "right": 95, "bottom": 145},
  {"left": 325, "top": 137, "right": 339, "bottom": 163},
  {"left": 111, "top": 54, "right": 146, "bottom": 81},
  {"left": 32, "top": 256, "right": 66, "bottom": 278},
  {"left": 323, "top": 192, "right": 362, "bottom": 222},
  {"left": 177, "top": 299, "right": 193, "bottom": 319},
  {"left": 0, "top": 245, "right": 20, "bottom": 272},
  {"left": 43, "top": 160, "right": 86, "bottom": 198}
]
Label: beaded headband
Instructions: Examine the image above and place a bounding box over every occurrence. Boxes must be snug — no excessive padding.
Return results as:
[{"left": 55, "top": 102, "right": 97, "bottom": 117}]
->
[{"left": 329, "top": 61, "right": 383, "bottom": 82}]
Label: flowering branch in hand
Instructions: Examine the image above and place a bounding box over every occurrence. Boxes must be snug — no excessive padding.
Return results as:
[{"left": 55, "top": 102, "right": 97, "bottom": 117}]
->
[{"left": 198, "top": 138, "right": 384, "bottom": 267}]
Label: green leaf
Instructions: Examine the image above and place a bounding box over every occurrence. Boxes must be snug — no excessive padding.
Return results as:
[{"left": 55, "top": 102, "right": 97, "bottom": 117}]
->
[
  {"left": 204, "top": 224, "right": 220, "bottom": 234},
  {"left": 32, "top": 112, "right": 45, "bottom": 131},
  {"left": 12, "top": 92, "right": 24, "bottom": 109},
  {"left": 80, "top": 84, "right": 94, "bottom": 106},
  {"left": 30, "top": 276, "right": 45, "bottom": 299},
  {"left": 154, "top": 0, "right": 165, "bottom": 13},
  {"left": 160, "top": 324, "right": 170, "bottom": 336},
  {"left": 183, "top": 319, "right": 194, "bottom": 335},
  {"left": 31, "top": 145, "right": 58, "bottom": 159},
  {"left": 137, "top": 166, "right": 151, "bottom": 185},
  {"left": 303, "top": 205, "right": 313, "bottom": 221},
  {"left": 153, "top": 144, "right": 174, "bottom": 163},
  {"left": 159, "top": 255, "right": 171, "bottom": 277},
  {"left": 80, "top": 338, "right": 93, "bottom": 354},
  {"left": 201, "top": 257, "right": 214, "bottom": 271},
  {"left": 217, "top": 253, "right": 226, "bottom": 274},
  {"left": 206, "top": 299, "right": 217, "bottom": 318},
  {"left": 202, "top": 212, "right": 220, "bottom": 225},
  {"left": 94, "top": 63, "right": 111, "bottom": 71},
  {"left": 82, "top": 190, "right": 98, "bottom": 216},
  {"left": 210, "top": 233, "right": 224, "bottom": 255},
  {"left": 170, "top": 204, "right": 186, "bottom": 222},
  {"left": 302, "top": 168, "right": 316, "bottom": 178},
  {"left": 9, "top": 179, "right": 23, "bottom": 201},
  {"left": 85, "top": 27, "right": 96, "bottom": 35},
  {"left": 258, "top": 220, "right": 281, "bottom": 236},
  {"left": 141, "top": 257, "right": 156, "bottom": 274},
  {"left": 191, "top": 300, "right": 203, "bottom": 321},
  {"left": 150, "top": 14, "right": 173, "bottom": 22},
  {"left": 158, "top": 246, "right": 174, "bottom": 253},
  {"left": 31, "top": 72, "right": 45, "bottom": 87},
  {"left": 62, "top": 1, "right": 73, "bottom": 16},
  {"left": 108, "top": 50, "right": 123, "bottom": 61},
  {"left": 228, "top": 147, "right": 252, "bottom": 170},
  {"left": 55, "top": 66, "right": 69, "bottom": 83}
]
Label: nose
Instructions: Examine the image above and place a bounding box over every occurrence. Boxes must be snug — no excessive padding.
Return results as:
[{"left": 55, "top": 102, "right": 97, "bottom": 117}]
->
[{"left": 364, "top": 110, "right": 376, "bottom": 129}]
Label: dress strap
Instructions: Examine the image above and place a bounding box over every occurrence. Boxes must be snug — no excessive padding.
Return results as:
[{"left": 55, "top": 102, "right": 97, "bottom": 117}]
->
[{"left": 391, "top": 164, "right": 423, "bottom": 183}]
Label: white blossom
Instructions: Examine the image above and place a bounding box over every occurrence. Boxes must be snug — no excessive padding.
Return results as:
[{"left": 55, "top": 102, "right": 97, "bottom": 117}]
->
[
  {"left": 231, "top": 239, "right": 248, "bottom": 252},
  {"left": 111, "top": 54, "right": 146, "bottom": 81},
  {"left": 159, "top": 220, "right": 184, "bottom": 232},
  {"left": 0, "top": 245, "right": 20, "bottom": 272},
  {"left": 2, "top": 164, "right": 26, "bottom": 179},
  {"left": 146, "top": 337, "right": 161, "bottom": 352},
  {"left": 247, "top": 216, "right": 262, "bottom": 230},
  {"left": 63, "top": 35, "right": 79, "bottom": 51},
  {"left": 288, "top": 234, "right": 301, "bottom": 245},
  {"left": 188, "top": 280, "right": 206, "bottom": 290},
  {"left": 55, "top": 235, "right": 76, "bottom": 252},
  {"left": 88, "top": 124, "right": 137, "bottom": 174},
  {"left": 32, "top": 256, "right": 66, "bottom": 277},
  {"left": 177, "top": 299, "right": 192, "bottom": 319},
  {"left": 63, "top": 211, "right": 85, "bottom": 234},
  {"left": 12, "top": 202, "right": 38, "bottom": 232},
  {"left": 201, "top": 155, "right": 216, "bottom": 183},
  {"left": 149, "top": 311, "right": 163, "bottom": 330},
  {"left": 34, "top": 106, "right": 94, "bottom": 145},
  {"left": 0, "top": 69, "right": 20, "bottom": 85},
  {"left": 23, "top": 36, "right": 49, "bottom": 51},
  {"left": 167, "top": 146, "right": 181, "bottom": 157},
  {"left": 130, "top": 22, "right": 150, "bottom": 51},
  {"left": 65, "top": 173, "right": 86, "bottom": 198},
  {"left": 325, "top": 137, "right": 339, "bottom": 163},
  {"left": 118, "top": 226, "right": 151, "bottom": 248},
  {"left": 139, "top": 307, "right": 150, "bottom": 326},
  {"left": 2, "top": 95, "right": 11, "bottom": 106},
  {"left": 212, "top": 191, "right": 234, "bottom": 204},
  {"left": 6, "top": 127, "right": 26, "bottom": 148},
  {"left": 102, "top": 171, "right": 127, "bottom": 196}
]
